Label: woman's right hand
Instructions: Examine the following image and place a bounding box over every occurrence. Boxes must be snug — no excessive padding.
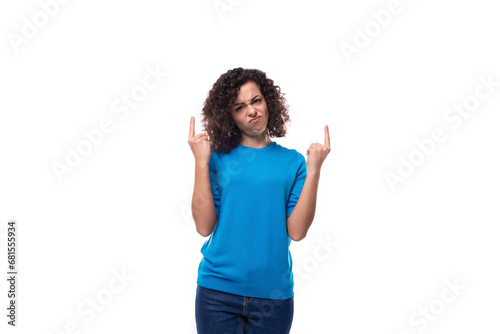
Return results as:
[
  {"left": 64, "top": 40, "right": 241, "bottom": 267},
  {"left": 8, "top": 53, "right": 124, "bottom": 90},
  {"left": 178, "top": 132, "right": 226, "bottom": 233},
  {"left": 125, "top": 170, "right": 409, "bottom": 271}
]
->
[{"left": 188, "top": 116, "right": 212, "bottom": 166}]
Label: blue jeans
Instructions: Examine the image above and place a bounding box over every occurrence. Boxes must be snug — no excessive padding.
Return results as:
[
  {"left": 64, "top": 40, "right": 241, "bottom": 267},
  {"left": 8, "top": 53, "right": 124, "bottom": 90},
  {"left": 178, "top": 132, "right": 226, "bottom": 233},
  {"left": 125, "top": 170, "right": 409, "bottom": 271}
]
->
[{"left": 195, "top": 285, "right": 294, "bottom": 334}]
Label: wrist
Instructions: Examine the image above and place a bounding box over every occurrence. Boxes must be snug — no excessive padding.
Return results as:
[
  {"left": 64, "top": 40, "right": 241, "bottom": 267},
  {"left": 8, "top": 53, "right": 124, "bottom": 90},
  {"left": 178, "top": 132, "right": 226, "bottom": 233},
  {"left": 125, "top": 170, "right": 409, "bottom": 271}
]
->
[
  {"left": 195, "top": 161, "right": 209, "bottom": 168},
  {"left": 307, "top": 168, "right": 321, "bottom": 176}
]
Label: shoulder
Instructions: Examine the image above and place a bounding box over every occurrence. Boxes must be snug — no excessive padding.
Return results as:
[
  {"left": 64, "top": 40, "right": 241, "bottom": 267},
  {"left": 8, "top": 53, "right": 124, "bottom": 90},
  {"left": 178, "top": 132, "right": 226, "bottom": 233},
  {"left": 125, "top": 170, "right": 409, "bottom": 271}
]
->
[
  {"left": 275, "top": 143, "right": 305, "bottom": 160},
  {"left": 209, "top": 146, "right": 237, "bottom": 168},
  {"left": 274, "top": 143, "right": 306, "bottom": 171}
]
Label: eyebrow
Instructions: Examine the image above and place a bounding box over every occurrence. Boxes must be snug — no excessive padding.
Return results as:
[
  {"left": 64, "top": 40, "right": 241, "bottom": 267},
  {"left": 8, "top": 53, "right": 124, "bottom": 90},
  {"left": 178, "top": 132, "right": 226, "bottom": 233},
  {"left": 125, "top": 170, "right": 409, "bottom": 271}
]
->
[{"left": 232, "top": 95, "right": 260, "bottom": 107}]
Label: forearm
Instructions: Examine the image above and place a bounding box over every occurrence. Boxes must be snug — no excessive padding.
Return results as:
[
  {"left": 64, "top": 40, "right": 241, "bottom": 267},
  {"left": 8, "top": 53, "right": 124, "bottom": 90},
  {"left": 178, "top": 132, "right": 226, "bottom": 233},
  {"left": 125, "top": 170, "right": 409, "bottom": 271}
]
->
[
  {"left": 192, "top": 163, "right": 217, "bottom": 237},
  {"left": 286, "top": 170, "right": 320, "bottom": 241}
]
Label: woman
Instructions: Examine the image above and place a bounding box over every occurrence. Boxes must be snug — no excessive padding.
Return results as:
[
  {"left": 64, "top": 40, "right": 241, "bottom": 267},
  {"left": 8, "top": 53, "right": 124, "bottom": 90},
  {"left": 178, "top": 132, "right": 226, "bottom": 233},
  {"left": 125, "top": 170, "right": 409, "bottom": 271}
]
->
[{"left": 188, "top": 67, "right": 330, "bottom": 333}]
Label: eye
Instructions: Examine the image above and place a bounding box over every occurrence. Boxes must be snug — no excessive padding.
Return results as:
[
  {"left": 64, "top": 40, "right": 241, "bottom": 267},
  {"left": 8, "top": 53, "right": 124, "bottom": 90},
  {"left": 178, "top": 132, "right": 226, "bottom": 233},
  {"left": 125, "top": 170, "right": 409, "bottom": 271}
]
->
[
  {"left": 235, "top": 106, "right": 242, "bottom": 112},
  {"left": 253, "top": 99, "right": 261, "bottom": 104}
]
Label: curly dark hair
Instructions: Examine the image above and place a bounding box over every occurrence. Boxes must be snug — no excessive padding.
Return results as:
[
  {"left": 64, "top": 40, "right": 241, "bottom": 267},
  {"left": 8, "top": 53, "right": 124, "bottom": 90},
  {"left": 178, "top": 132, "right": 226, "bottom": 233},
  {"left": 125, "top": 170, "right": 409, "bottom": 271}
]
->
[{"left": 201, "top": 67, "right": 290, "bottom": 154}]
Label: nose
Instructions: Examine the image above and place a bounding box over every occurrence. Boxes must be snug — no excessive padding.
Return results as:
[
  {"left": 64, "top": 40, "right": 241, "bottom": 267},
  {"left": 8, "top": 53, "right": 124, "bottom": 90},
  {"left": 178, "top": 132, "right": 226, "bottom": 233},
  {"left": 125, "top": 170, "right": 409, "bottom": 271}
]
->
[{"left": 246, "top": 104, "right": 257, "bottom": 116}]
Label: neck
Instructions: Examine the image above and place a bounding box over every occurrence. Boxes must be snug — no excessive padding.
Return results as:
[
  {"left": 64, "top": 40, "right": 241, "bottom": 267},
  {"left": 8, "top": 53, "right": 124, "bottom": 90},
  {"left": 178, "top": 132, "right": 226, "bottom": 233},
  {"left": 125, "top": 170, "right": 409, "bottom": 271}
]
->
[{"left": 240, "top": 134, "right": 271, "bottom": 148}]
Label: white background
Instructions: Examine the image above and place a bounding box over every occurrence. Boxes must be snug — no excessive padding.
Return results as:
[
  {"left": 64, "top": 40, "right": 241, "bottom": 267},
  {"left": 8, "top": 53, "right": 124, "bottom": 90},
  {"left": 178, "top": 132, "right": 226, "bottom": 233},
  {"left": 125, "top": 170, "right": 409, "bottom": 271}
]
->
[{"left": 1, "top": 0, "right": 499, "bottom": 333}]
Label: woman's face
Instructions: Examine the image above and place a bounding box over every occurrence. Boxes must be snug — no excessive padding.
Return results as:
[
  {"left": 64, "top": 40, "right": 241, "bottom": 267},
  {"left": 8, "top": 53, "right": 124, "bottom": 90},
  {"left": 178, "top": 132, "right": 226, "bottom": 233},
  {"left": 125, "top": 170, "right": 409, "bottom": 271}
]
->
[{"left": 229, "top": 80, "right": 269, "bottom": 139}]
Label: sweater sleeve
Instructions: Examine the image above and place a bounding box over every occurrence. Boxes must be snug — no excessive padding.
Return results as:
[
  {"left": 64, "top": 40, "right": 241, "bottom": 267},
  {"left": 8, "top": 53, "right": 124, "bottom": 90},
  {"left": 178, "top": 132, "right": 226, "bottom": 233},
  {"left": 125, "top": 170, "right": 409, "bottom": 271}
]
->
[
  {"left": 286, "top": 152, "right": 307, "bottom": 218},
  {"left": 208, "top": 152, "right": 221, "bottom": 218}
]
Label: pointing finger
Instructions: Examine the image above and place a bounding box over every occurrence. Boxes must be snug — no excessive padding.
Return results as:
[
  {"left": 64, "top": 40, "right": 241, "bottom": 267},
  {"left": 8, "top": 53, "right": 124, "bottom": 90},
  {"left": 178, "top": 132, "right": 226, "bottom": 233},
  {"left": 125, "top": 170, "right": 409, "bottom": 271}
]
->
[
  {"left": 324, "top": 125, "right": 330, "bottom": 152},
  {"left": 189, "top": 116, "right": 195, "bottom": 139}
]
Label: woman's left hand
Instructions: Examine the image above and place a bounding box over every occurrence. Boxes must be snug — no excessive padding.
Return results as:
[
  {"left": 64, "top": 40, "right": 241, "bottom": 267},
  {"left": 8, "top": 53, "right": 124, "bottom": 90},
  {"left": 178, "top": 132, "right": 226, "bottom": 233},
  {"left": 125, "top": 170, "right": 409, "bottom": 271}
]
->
[{"left": 306, "top": 125, "right": 331, "bottom": 173}]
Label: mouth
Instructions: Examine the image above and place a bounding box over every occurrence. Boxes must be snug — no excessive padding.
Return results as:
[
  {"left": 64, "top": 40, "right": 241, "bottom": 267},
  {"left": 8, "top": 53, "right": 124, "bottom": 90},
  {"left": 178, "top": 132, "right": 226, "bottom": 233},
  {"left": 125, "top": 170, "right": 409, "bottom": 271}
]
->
[{"left": 249, "top": 116, "right": 260, "bottom": 124}]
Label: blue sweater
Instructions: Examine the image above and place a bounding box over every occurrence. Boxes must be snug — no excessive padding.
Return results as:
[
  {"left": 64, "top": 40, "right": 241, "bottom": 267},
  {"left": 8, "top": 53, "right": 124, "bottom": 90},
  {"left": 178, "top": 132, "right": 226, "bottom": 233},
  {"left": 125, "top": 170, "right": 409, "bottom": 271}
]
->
[{"left": 197, "top": 141, "right": 307, "bottom": 300}]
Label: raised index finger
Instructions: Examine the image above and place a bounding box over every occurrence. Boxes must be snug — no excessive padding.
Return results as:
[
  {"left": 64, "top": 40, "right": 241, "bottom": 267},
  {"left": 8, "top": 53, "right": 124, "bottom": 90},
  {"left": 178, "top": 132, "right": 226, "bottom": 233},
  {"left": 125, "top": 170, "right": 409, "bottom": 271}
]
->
[
  {"left": 189, "top": 116, "right": 195, "bottom": 139},
  {"left": 324, "top": 125, "right": 330, "bottom": 151}
]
